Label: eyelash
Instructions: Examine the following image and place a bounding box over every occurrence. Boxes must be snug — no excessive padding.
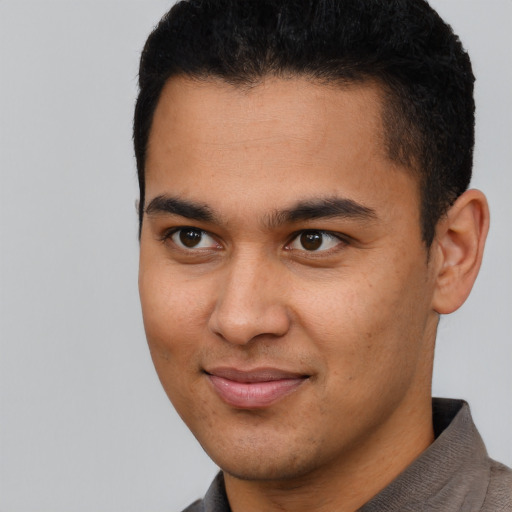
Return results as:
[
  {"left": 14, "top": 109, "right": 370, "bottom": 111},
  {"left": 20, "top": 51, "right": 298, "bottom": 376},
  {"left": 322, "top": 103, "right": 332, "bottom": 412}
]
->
[
  {"left": 159, "top": 227, "right": 349, "bottom": 254},
  {"left": 159, "top": 227, "right": 220, "bottom": 250},
  {"left": 285, "top": 230, "right": 348, "bottom": 253}
]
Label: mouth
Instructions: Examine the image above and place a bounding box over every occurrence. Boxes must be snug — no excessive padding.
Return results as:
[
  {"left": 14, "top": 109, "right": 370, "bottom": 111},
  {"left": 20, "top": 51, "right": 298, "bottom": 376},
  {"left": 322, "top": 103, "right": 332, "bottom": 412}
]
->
[{"left": 204, "top": 367, "right": 310, "bottom": 409}]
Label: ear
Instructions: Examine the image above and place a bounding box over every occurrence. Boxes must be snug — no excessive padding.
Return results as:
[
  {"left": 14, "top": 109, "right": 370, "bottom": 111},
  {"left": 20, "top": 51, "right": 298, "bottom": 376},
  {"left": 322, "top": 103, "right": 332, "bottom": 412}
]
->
[{"left": 431, "top": 189, "right": 490, "bottom": 314}]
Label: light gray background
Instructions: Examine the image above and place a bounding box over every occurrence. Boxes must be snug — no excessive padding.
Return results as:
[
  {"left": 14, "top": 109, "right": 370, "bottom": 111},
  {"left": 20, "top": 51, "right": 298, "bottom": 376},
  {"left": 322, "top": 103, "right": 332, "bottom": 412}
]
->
[{"left": 0, "top": 1, "right": 510, "bottom": 511}]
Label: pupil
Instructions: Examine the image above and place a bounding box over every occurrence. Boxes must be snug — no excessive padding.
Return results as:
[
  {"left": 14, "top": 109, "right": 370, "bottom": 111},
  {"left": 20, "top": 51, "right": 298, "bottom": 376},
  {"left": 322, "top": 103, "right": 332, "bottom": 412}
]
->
[
  {"left": 180, "top": 229, "right": 202, "bottom": 248},
  {"left": 300, "top": 231, "right": 322, "bottom": 251}
]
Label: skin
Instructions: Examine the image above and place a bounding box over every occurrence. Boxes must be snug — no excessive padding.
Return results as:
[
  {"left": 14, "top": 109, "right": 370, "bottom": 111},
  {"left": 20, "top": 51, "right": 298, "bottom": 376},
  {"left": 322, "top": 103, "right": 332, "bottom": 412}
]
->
[{"left": 139, "top": 76, "right": 489, "bottom": 512}]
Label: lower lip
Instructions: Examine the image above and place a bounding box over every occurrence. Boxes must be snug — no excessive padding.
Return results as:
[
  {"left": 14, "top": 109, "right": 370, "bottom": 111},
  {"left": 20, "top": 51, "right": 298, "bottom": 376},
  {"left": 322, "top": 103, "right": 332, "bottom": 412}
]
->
[{"left": 207, "top": 375, "right": 307, "bottom": 409}]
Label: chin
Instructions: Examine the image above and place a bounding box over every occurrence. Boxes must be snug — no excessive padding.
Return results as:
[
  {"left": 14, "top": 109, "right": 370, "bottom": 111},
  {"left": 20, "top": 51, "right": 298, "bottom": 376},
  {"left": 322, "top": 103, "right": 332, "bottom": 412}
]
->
[
  {"left": 218, "top": 458, "right": 316, "bottom": 483},
  {"left": 199, "top": 432, "right": 326, "bottom": 483}
]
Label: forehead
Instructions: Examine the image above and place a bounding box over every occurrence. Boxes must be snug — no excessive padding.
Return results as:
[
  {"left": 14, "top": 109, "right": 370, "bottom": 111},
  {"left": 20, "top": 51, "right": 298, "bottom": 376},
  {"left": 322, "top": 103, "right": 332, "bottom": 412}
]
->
[
  {"left": 148, "top": 75, "right": 386, "bottom": 162},
  {"left": 145, "top": 76, "right": 419, "bottom": 224}
]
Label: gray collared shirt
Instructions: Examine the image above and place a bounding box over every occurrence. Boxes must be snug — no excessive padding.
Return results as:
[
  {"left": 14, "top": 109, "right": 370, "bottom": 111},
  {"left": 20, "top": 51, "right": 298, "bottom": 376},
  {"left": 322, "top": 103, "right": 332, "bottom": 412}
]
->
[{"left": 183, "top": 398, "right": 512, "bottom": 512}]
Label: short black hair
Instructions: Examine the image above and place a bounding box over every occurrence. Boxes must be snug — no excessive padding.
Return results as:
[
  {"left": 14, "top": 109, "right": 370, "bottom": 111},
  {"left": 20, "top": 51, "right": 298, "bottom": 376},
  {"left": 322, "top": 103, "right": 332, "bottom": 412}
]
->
[{"left": 134, "top": 0, "right": 475, "bottom": 245}]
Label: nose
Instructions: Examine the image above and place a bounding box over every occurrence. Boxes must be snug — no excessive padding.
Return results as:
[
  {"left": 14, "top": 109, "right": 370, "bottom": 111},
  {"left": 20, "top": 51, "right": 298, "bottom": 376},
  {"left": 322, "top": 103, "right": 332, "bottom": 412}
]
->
[{"left": 208, "top": 253, "right": 291, "bottom": 345}]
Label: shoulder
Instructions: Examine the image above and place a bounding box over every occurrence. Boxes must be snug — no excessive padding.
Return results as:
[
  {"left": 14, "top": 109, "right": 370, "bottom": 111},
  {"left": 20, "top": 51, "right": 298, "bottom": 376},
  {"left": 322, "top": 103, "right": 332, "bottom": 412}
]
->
[
  {"left": 180, "top": 499, "right": 203, "bottom": 512},
  {"left": 178, "top": 472, "right": 228, "bottom": 512},
  {"left": 481, "top": 459, "right": 512, "bottom": 511}
]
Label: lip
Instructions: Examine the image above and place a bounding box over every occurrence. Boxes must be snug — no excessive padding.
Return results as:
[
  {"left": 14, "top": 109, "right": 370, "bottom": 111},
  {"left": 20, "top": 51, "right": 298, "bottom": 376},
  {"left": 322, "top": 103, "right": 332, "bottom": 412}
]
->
[{"left": 205, "top": 367, "right": 309, "bottom": 409}]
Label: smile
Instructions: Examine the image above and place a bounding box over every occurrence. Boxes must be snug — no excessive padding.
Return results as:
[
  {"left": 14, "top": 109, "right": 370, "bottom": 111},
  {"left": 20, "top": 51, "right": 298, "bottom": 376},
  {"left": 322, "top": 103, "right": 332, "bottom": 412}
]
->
[{"left": 205, "top": 367, "right": 309, "bottom": 409}]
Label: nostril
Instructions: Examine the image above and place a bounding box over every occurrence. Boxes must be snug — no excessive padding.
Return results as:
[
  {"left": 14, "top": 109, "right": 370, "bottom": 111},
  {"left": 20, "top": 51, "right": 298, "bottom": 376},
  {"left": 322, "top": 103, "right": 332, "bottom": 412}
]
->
[
  {"left": 208, "top": 260, "right": 291, "bottom": 344},
  {"left": 208, "top": 304, "right": 291, "bottom": 346}
]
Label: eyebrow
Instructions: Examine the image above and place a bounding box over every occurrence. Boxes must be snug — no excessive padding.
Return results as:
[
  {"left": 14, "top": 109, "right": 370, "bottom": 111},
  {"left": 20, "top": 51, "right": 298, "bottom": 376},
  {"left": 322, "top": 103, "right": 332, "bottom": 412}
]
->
[
  {"left": 266, "top": 197, "right": 377, "bottom": 228},
  {"left": 145, "top": 195, "right": 215, "bottom": 223},
  {"left": 144, "top": 194, "right": 377, "bottom": 228}
]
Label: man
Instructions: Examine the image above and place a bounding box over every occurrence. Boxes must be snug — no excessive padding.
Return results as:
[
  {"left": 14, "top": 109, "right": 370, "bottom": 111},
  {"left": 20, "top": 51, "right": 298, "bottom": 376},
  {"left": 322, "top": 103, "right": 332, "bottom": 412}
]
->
[{"left": 134, "top": 0, "right": 512, "bottom": 510}]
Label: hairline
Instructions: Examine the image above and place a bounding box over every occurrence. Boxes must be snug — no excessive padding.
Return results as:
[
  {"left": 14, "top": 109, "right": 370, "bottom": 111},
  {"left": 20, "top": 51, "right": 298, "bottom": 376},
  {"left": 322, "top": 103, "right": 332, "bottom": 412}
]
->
[{"left": 140, "top": 71, "right": 428, "bottom": 241}]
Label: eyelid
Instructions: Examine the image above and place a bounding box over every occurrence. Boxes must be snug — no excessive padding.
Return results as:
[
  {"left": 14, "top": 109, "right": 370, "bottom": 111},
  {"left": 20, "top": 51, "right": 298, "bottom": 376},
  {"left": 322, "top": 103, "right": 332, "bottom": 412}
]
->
[
  {"left": 285, "top": 230, "right": 349, "bottom": 252},
  {"left": 160, "top": 226, "right": 222, "bottom": 250},
  {"left": 158, "top": 226, "right": 349, "bottom": 253}
]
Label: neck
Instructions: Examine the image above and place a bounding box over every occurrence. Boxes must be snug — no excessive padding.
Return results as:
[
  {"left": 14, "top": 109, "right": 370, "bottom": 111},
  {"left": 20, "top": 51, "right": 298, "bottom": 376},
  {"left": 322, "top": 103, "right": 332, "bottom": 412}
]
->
[{"left": 224, "top": 395, "right": 434, "bottom": 512}]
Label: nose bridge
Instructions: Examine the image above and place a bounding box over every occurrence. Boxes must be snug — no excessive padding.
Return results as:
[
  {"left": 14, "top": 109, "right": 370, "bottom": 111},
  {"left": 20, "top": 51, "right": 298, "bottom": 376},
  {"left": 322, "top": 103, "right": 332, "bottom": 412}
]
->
[{"left": 208, "top": 250, "right": 290, "bottom": 345}]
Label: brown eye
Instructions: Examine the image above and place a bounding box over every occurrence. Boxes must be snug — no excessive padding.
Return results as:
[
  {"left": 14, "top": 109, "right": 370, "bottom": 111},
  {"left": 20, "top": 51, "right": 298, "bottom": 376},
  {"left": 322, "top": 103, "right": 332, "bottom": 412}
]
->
[
  {"left": 170, "top": 228, "right": 219, "bottom": 250},
  {"left": 287, "top": 230, "right": 342, "bottom": 252},
  {"left": 179, "top": 228, "right": 203, "bottom": 248},
  {"left": 300, "top": 231, "right": 323, "bottom": 251}
]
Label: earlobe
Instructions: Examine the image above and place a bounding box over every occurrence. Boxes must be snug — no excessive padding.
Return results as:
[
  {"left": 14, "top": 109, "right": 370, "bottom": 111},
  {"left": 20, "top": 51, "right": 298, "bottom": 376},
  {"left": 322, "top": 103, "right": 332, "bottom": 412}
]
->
[{"left": 431, "top": 189, "right": 490, "bottom": 314}]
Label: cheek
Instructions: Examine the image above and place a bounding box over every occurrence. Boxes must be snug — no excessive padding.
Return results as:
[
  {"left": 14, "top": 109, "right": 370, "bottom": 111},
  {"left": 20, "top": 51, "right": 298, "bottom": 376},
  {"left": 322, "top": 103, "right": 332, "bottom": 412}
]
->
[
  {"left": 139, "top": 264, "right": 216, "bottom": 418},
  {"left": 139, "top": 260, "right": 213, "bottom": 362},
  {"left": 297, "top": 261, "right": 430, "bottom": 389}
]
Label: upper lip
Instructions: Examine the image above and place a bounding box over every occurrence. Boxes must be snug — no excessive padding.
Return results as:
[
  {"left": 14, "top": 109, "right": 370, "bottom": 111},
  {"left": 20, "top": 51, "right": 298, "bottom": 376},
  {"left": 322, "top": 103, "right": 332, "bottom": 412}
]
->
[{"left": 205, "top": 367, "right": 309, "bottom": 383}]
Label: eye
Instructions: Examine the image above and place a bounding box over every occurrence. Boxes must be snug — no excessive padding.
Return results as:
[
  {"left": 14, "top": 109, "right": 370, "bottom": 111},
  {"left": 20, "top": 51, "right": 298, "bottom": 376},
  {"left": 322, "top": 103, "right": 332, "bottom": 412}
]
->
[
  {"left": 169, "top": 228, "right": 220, "bottom": 250},
  {"left": 287, "top": 230, "right": 343, "bottom": 252}
]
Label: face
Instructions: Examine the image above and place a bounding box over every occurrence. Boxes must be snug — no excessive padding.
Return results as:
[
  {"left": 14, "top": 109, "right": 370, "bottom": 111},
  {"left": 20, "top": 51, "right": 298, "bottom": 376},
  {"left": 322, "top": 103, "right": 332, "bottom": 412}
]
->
[{"left": 139, "top": 76, "right": 440, "bottom": 482}]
